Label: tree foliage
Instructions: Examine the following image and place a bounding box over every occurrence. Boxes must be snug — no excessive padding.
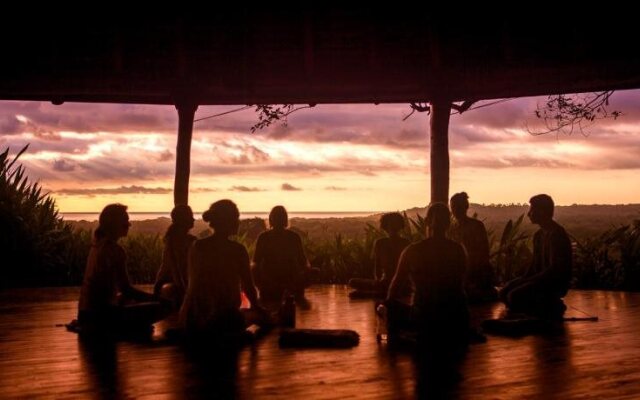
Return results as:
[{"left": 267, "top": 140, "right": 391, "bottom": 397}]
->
[
  {"left": 0, "top": 145, "right": 86, "bottom": 287},
  {"left": 531, "top": 91, "right": 621, "bottom": 135}
]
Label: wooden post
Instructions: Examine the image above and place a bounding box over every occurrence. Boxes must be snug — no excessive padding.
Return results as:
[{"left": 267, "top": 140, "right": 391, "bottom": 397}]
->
[
  {"left": 174, "top": 102, "right": 198, "bottom": 206},
  {"left": 430, "top": 99, "right": 452, "bottom": 204}
]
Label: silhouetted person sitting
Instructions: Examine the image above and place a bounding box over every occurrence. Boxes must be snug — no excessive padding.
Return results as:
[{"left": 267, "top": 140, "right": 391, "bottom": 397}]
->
[
  {"left": 349, "top": 212, "right": 410, "bottom": 297},
  {"left": 179, "top": 199, "right": 264, "bottom": 337},
  {"left": 253, "top": 205, "right": 309, "bottom": 303},
  {"left": 153, "top": 205, "right": 196, "bottom": 308},
  {"left": 386, "top": 203, "right": 470, "bottom": 347},
  {"left": 77, "top": 204, "right": 166, "bottom": 333},
  {"left": 449, "top": 192, "right": 497, "bottom": 303},
  {"left": 499, "top": 194, "right": 572, "bottom": 318},
  {"left": 153, "top": 205, "right": 196, "bottom": 309}
]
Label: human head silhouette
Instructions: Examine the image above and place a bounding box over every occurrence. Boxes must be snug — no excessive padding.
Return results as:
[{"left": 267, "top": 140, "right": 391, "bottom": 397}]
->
[
  {"left": 449, "top": 192, "right": 469, "bottom": 220},
  {"left": 380, "top": 212, "right": 404, "bottom": 235},
  {"left": 170, "top": 204, "right": 195, "bottom": 230},
  {"left": 527, "top": 194, "right": 554, "bottom": 225},
  {"left": 426, "top": 202, "right": 451, "bottom": 238},
  {"left": 269, "top": 205, "right": 288, "bottom": 229},
  {"left": 95, "top": 203, "right": 130, "bottom": 240},
  {"left": 202, "top": 199, "right": 240, "bottom": 236}
]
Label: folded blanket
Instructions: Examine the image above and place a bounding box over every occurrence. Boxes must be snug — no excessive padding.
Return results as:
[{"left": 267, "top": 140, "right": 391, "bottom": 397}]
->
[{"left": 279, "top": 328, "right": 360, "bottom": 348}]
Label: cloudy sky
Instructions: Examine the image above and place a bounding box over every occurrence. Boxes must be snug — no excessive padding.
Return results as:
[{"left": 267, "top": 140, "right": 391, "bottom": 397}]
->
[{"left": 1, "top": 90, "right": 639, "bottom": 212}]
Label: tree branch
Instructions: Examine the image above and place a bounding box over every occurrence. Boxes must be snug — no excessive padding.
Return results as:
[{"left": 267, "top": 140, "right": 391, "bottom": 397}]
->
[
  {"left": 250, "top": 104, "right": 316, "bottom": 133},
  {"left": 529, "top": 91, "right": 621, "bottom": 136}
]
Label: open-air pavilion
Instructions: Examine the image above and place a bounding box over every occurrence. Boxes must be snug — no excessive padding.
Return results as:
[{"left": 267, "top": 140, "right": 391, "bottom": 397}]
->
[{"left": 2, "top": 10, "right": 640, "bottom": 398}]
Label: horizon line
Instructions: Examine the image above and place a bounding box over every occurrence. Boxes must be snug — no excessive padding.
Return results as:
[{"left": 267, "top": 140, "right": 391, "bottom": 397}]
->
[
  {"left": 60, "top": 210, "right": 385, "bottom": 214},
  {"left": 60, "top": 202, "right": 640, "bottom": 214}
]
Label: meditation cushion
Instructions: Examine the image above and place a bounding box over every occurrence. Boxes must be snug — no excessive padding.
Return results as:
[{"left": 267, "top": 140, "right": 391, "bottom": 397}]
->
[{"left": 279, "top": 328, "right": 360, "bottom": 348}]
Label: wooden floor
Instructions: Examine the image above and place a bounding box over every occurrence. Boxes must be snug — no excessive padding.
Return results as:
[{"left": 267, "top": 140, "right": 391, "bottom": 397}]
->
[{"left": 1, "top": 286, "right": 639, "bottom": 399}]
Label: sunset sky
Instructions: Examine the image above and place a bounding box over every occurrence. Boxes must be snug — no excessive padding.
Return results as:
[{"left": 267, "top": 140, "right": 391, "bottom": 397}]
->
[{"left": 1, "top": 90, "right": 639, "bottom": 213}]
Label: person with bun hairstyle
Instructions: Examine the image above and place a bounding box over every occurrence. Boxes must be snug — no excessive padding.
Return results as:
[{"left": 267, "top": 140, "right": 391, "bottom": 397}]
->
[{"left": 179, "top": 199, "right": 264, "bottom": 335}]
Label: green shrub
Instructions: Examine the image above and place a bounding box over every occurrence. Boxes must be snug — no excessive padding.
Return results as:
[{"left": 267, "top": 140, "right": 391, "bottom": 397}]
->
[
  {"left": 0, "top": 146, "right": 81, "bottom": 287},
  {"left": 572, "top": 221, "right": 640, "bottom": 290},
  {"left": 489, "top": 214, "right": 532, "bottom": 284}
]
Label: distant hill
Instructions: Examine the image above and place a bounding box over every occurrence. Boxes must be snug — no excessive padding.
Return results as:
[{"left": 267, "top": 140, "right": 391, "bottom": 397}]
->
[
  {"left": 67, "top": 204, "right": 640, "bottom": 241},
  {"left": 404, "top": 204, "right": 640, "bottom": 239}
]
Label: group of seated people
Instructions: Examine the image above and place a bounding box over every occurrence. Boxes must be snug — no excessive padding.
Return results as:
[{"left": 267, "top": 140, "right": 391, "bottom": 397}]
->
[
  {"left": 349, "top": 192, "right": 500, "bottom": 304},
  {"left": 76, "top": 200, "right": 310, "bottom": 337},
  {"left": 381, "top": 193, "right": 572, "bottom": 347},
  {"left": 76, "top": 192, "right": 573, "bottom": 346}
]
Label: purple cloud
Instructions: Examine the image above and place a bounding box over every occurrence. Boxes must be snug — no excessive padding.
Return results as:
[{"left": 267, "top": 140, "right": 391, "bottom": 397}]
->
[
  {"left": 281, "top": 183, "right": 302, "bottom": 191},
  {"left": 52, "top": 159, "right": 75, "bottom": 172},
  {"left": 55, "top": 185, "right": 173, "bottom": 197},
  {"left": 230, "top": 185, "right": 264, "bottom": 192},
  {"left": 157, "top": 149, "right": 173, "bottom": 162}
]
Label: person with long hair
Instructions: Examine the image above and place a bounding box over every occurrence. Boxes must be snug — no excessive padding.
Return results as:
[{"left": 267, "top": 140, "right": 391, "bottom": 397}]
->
[
  {"left": 179, "top": 199, "right": 264, "bottom": 336},
  {"left": 153, "top": 205, "right": 196, "bottom": 307},
  {"left": 252, "top": 205, "right": 309, "bottom": 303},
  {"left": 77, "top": 203, "right": 165, "bottom": 331}
]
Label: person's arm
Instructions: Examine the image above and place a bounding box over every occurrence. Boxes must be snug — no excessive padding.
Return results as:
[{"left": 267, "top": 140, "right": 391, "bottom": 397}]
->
[
  {"left": 115, "top": 246, "right": 154, "bottom": 302},
  {"left": 528, "top": 230, "right": 572, "bottom": 285},
  {"left": 252, "top": 233, "right": 265, "bottom": 270},
  {"left": 386, "top": 246, "right": 411, "bottom": 301},
  {"left": 153, "top": 241, "right": 173, "bottom": 295},
  {"left": 294, "top": 234, "right": 309, "bottom": 270},
  {"left": 478, "top": 222, "right": 491, "bottom": 266},
  {"left": 239, "top": 247, "right": 261, "bottom": 309},
  {"left": 186, "top": 241, "right": 198, "bottom": 290},
  {"left": 373, "top": 239, "right": 382, "bottom": 280},
  {"left": 522, "top": 231, "right": 542, "bottom": 279},
  {"left": 455, "top": 243, "right": 467, "bottom": 290}
]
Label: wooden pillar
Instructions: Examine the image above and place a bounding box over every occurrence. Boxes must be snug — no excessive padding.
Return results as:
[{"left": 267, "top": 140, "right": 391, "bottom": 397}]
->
[
  {"left": 174, "top": 102, "right": 198, "bottom": 206},
  {"left": 430, "top": 99, "right": 452, "bottom": 204}
]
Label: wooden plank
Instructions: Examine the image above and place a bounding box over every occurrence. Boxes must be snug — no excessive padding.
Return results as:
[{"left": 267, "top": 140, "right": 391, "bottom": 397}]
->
[{"left": 0, "top": 286, "right": 639, "bottom": 398}]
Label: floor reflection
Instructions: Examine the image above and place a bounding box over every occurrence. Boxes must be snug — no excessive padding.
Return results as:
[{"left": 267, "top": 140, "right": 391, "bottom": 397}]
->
[
  {"left": 78, "top": 337, "right": 122, "bottom": 398},
  {"left": 3, "top": 287, "right": 640, "bottom": 398}
]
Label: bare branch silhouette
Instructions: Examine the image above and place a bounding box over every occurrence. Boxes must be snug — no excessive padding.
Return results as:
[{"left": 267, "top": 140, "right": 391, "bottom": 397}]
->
[
  {"left": 250, "top": 104, "right": 316, "bottom": 133},
  {"left": 529, "top": 91, "right": 621, "bottom": 136}
]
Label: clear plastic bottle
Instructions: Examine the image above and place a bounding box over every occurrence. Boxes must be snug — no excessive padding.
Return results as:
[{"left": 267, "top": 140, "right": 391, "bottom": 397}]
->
[
  {"left": 376, "top": 303, "right": 388, "bottom": 342},
  {"left": 245, "top": 324, "right": 261, "bottom": 338},
  {"left": 279, "top": 293, "right": 296, "bottom": 328}
]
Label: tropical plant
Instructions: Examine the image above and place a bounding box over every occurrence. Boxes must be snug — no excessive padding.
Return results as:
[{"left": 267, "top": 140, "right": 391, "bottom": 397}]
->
[
  {"left": 407, "top": 212, "right": 428, "bottom": 241},
  {"left": 0, "top": 145, "right": 81, "bottom": 287},
  {"left": 572, "top": 221, "right": 640, "bottom": 290},
  {"left": 121, "top": 233, "right": 163, "bottom": 284},
  {"left": 489, "top": 214, "right": 532, "bottom": 284}
]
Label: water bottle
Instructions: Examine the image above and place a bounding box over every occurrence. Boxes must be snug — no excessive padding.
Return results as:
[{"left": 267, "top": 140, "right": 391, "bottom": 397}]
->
[
  {"left": 279, "top": 293, "right": 296, "bottom": 328},
  {"left": 376, "top": 303, "right": 388, "bottom": 342},
  {"left": 240, "top": 291, "right": 251, "bottom": 309},
  {"left": 245, "top": 324, "right": 261, "bottom": 338}
]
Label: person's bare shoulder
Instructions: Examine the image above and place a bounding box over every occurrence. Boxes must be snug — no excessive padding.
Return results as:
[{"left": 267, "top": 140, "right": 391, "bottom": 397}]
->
[
  {"left": 402, "top": 241, "right": 423, "bottom": 258},
  {"left": 230, "top": 240, "right": 249, "bottom": 255},
  {"left": 285, "top": 229, "right": 302, "bottom": 241},
  {"left": 102, "top": 240, "right": 125, "bottom": 261},
  {"left": 468, "top": 217, "right": 486, "bottom": 232}
]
